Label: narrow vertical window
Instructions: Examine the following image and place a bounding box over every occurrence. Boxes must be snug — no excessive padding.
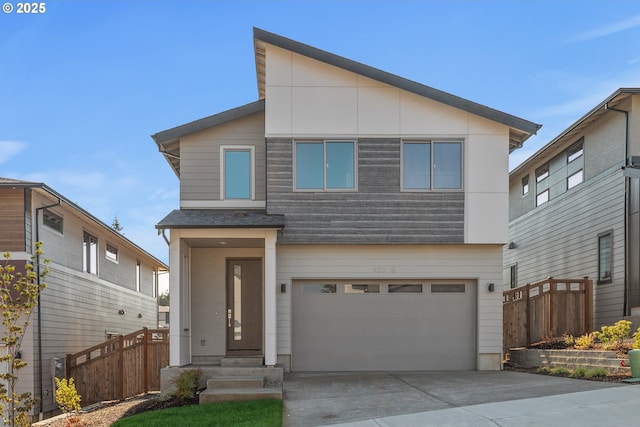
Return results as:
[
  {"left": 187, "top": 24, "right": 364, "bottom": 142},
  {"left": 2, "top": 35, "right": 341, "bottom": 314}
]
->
[
  {"left": 326, "top": 141, "right": 355, "bottom": 189},
  {"left": 536, "top": 165, "right": 549, "bottom": 182},
  {"left": 521, "top": 176, "right": 529, "bottom": 196},
  {"left": 83, "top": 232, "right": 98, "bottom": 274},
  {"left": 152, "top": 269, "right": 158, "bottom": 298},
  {"left": 106, "top": 243, "right": 118, "bottom": 262},
  {"left": 136, "top": 261, "right": 141, "bottom": 292},
  {"left": 510, "top": 264, "right": 518, "bottom": 289},
  {"left": 223, "top": 148, "right": 253, "bottom": 199},
  {"left": 567, "top": 140, "right": 584, "bottom": 163},
  {"left": 295, "top": 142, "right": 324, "bottom": 189},
  {"left": 598, "top": 232, "right": 612, "bottom": 284}
]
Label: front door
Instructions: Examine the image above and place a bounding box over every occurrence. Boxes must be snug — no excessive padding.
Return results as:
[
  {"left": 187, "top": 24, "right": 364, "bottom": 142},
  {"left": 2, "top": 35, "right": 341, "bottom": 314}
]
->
[{"left": 226, "top": 259, "right": 263, "bottom": 353}]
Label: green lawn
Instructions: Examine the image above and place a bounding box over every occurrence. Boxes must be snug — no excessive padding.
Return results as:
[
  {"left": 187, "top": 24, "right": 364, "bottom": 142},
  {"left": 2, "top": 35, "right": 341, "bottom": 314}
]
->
[{"left": 111, "top": 398, "right": 282, "bottom": 427}]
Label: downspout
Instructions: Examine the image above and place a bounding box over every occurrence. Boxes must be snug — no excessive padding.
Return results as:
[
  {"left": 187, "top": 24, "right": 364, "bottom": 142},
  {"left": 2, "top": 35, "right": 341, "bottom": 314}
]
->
[
  {"left": 605, "top": 103, "right": 629, "bottom": 316},
  {"left": 34, "top": 197, "right": 61, "bottom": 420}
]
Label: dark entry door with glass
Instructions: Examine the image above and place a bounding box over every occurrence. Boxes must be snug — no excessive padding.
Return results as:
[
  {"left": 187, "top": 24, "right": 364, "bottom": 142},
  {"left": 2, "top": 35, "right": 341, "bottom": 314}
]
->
[{"left": 226, "top": 259, "right": 263, "bottom": 353}]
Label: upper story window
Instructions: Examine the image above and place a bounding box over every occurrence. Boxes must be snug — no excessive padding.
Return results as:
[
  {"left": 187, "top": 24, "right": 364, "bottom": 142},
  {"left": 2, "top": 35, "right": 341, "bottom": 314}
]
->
[
  {"left": 136, "top": 260, "right": 141, "bottom": 292},
  {"left": 294, "top": 140, "right": 355, "bottom": 191},
  {"left": 535, "top": 164, "right": 549, "bottom": 182},
  {"left": 221, "top": 146, "right": 254, "bottom": 200},
  {"left": 105, "top": 243, "right": 118, "bottom": 262},
  {"left": 43, "top": 209, "right": 63, "bottom": 233},
  {"left": 83, "top": 232, "right": 98, "bottom": 274},
  {"left": 567, "top": 140, "right": 584, "bottom": 163},
  {"left": 536, "top": 189, "right": 549, "bottom": 206},
  {"left": 521, "top": 176, "right": 529, "bottom": 196},
  {"left": 568, "top": 169, "right": 584, "bottom": 190},
  {"left": 402, "top": 140, "right": 462, "bottom": 191}
]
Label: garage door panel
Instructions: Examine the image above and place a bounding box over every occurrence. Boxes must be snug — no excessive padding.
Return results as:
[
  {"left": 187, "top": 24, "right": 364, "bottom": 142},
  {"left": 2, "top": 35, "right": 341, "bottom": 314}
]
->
[{"left": 292, "top": 280, "right": 476, "bottom": 371}]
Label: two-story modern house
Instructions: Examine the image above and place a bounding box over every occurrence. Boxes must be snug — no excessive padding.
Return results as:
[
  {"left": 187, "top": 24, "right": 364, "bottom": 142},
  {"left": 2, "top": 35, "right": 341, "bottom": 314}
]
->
[
  {"left": 505, "top": 89, "right": 640, "bottom": 329},
  {"left": 0, "top": 178, "right": 167, "bottom": 420},
  {"left": 154, "top": 28, "right": 540, "bottom": 373}
]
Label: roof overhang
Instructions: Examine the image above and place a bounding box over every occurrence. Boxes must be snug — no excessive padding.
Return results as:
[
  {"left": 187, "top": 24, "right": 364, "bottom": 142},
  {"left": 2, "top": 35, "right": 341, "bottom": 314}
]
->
[
  {"left": 151, "top": 100, "right": 265, "bottom": 177},
  {"left": 253, "top": 27, "right": 541, "bottom": 152},
  {"left": 155, "top": 209, "right": 285, "bottom": 230},
  {"left": 510, "top": 88, "right": 640, "bottom": 177}
]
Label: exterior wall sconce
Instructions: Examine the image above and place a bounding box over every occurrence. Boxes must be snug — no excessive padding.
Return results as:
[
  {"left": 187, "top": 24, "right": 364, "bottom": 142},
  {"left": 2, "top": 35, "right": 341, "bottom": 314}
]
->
[
  {"left": 487, "top": 283, "right": 495, "bottom": 292},
  {"left": 507, "top": 242, "right": 516, "bottom": 249},
  {"left": 280, "top": 283, "right": 287, "bottom": 293},
  {"left": 138, "top": 313, "right": 142, "bottom": 318},
  {"left": 118, "top": 309, "right": 125, "bottom": 315}
]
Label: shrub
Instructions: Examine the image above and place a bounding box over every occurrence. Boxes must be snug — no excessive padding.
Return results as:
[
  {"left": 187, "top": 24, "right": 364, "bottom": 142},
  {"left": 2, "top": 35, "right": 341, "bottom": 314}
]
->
[
  {"left": 536, "top": 366, "right": 551, "bottom": 374},
  {"left": 584, "top": 367, "right": 608, "bottom": 379},
  {"left": 54, "top": 377, "right": 81, "bottom": 414},
  {"left": 569, "top": 366, "right": 588, "bottom": 378},
  {"left": 563, "top": 334, "right": 575, "bottom": 347},
  {"left": 550, "top": 367, "right": 569, "bottom": 376},
  {"left": 573, "top": 333, "right": 594, "bottom": 350},
  {"left": 593, "top": 320, "right": 632, "bottom": 350},
  {"left": 173, "top": 369, "right": 202, "bottom": 400},
  {"left": 633, "top": 327, "right": 640, "bottom": 350}
]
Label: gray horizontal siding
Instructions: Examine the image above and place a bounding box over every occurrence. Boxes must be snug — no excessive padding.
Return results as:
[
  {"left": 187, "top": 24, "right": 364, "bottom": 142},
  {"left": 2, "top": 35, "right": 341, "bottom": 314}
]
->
[
  {"left": 504, "top": 165, "right": 626, "bottom": 327},
  {"left": 267, "top": 137, "right": 464, "bottom": 244}
]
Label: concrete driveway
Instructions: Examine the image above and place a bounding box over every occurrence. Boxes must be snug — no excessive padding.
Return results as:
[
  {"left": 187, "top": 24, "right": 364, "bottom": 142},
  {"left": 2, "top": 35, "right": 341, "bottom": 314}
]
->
[{"left": 282, "top": 371, "right": 629, "bottom": 426}]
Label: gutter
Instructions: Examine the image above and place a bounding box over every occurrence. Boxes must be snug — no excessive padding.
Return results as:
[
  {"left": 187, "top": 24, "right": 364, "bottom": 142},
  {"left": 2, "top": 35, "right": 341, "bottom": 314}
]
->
[
  {"left": 606, "top": 103, "right": 630, "bottom": 317},
  {"left": 34, "top": 196, "right": 61, "bottom": 420}
]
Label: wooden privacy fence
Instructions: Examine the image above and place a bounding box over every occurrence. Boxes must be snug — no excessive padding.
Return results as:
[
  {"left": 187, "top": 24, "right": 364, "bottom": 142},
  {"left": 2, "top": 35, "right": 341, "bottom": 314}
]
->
[
  {"left": 66, "top": 328, "right": 169, "bottom": 406},
  {"left": 503, "top": 277, "right": 592, "bottom": 352}
]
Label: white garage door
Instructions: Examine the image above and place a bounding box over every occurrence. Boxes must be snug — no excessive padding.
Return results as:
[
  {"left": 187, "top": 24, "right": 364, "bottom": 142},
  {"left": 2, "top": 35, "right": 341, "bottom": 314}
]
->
[{"left": 292, "top": 280, "right": 476, "bottom": 371}]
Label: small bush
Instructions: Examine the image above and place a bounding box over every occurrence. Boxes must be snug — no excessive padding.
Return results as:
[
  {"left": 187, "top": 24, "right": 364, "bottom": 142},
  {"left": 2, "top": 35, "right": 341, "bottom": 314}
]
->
[
  {"left": 573, "top": 333, "right": 594, "bottom": 350},
  {"left": 633, "top": 327, "right": 640, "bottom": 350},
  {"left": 569, "top": 366, "right": 588, "bottom": 378},
  {"left": 550, "top": 367, "right": 569, "bottom": 376},
  {"left": 173, "top": 369, "right": 202, "bottom": 400},
  {"left": 536, "top": 366, "right": 551, "bottom": 374},
  {"left": 593, "top": 320, "right": 632, "bottom": 350},
  {"left": 584, "top": 367, "right": 608, "bottom": 379},
  {"left": 55, "top": 377, "right": 81, "bottom": 414},
  {"left": 563, "top": 334, "right": 575, "bottom": 346}
]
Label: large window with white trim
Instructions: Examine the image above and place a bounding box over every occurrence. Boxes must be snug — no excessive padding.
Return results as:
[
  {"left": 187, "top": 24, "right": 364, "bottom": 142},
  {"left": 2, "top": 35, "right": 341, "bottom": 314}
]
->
[
  {"left": 221, "top": 146, "right": 254, "bottom": 200},
  {"left": 402, "top": 140, "right": 462, "bottom": 190},
  {"left": 294, "top": 140, "right": 355, "bottom": 190}
]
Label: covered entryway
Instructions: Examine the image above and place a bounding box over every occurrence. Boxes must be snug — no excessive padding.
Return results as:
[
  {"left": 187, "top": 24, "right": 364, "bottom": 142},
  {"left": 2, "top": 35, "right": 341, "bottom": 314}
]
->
[{"left": 292, "top": 280, "right": 476, "bottom": 371}]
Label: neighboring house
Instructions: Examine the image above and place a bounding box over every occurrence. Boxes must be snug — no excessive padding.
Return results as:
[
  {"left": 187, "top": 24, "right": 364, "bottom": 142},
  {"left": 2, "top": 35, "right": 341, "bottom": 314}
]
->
[
  {"left": 504, "top": 89, "right": 640, "bottom": 328},
  {"left": 158, "top": 305, "right": 169, "bottom": 328},
  {"left": 0, "top": 178, "right": 167, "bottom": 420},
  {"left": 153, "top": 28, "right": 540, "bottom": 372}
]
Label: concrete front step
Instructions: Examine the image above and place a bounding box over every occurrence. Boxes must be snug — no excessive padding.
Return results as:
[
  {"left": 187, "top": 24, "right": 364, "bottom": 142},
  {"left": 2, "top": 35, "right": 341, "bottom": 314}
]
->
[
  {"left": 207, "top": 375, "right": 265, "bottom": 389},
  {"left": 199, "top": 387, "right": 282, "bottom": 404},
  {"left": 220, "top": 356, "right": 264, "bottom": 367}
]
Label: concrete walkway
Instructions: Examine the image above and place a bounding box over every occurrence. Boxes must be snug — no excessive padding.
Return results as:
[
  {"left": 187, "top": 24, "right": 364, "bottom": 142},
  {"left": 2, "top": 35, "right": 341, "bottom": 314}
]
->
[{"left": 283, "top": 371, "right": 639, "bottom": 426}]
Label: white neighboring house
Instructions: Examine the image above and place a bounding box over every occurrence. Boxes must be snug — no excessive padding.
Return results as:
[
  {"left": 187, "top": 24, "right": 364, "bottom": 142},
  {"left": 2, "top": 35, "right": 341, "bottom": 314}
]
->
[
  {"left": 153, "top": 28, "right": 540, "bottom": 373},
  {"left": 0, "top": 178, "right": 167, "bottom": 421}
]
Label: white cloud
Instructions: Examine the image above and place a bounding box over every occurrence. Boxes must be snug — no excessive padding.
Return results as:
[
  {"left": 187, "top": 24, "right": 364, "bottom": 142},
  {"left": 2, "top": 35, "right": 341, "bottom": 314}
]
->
[
  {"left": 568, "top": 15, "right": 640, "bottom": 43},
  {"left": 0, "top": 140, "right": 27, "bottom": 164}
]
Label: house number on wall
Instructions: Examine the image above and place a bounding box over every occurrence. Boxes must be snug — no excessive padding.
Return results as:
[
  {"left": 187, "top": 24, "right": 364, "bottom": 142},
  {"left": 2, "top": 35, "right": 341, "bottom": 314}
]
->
[{"left": 373, "top": 266, "right": 396, "bottom": 273}]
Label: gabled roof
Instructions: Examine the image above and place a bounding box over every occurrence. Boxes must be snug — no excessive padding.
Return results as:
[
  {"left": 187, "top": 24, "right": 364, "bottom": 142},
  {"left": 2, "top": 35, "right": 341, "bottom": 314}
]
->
[
  {"left": 253, "top": 27, "right": 541, "bottom": 150},
  {"left": 151, "top": 100, "right": 265, "bottom": 177},
  {"left": 0, "top": 178, "right": 168, "bottom": 270},
  {"left": 510, "top": 88, "right": 640, "bottom": 177}
]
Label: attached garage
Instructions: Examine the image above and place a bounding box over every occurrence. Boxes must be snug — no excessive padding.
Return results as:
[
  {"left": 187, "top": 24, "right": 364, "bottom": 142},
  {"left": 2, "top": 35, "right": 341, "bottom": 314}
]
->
[{"left": 291, "top": 279, "right": 477, "bottom": 371}]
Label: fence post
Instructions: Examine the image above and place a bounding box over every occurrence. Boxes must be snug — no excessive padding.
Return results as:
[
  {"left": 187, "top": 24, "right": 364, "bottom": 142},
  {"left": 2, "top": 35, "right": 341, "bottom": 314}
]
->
[
  {"left": 65, "top": 353, "right": 72, "bottom": 379},
  {"left": 143, "top": 327, "right": 149, "bottom": 393},
  {"left": 525, "top": 283, "right": 531, "bottom": 345},
  {"left": 118, "top": 334, "right": 124, "bottom": 401},
  {"left": 548, "top": 277, "right": 555, "bottom": 338},
  {"left": 584, "top": 276, "right": 593, "bottom": 333}
]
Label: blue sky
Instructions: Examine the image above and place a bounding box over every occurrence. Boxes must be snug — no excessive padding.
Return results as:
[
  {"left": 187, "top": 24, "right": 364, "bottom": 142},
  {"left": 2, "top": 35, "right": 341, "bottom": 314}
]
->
[{"left": 2, "top": 0, "right": 640, "bottom": 265}]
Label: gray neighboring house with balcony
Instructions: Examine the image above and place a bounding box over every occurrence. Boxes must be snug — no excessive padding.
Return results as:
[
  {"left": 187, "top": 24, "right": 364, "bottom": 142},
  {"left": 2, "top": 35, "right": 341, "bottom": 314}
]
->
[
  {"left": 504, "top": 88, "right": 640, "bottom": 328},
  {"left": 154, "top": 28, "right": 540, "bottom": 373}
]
